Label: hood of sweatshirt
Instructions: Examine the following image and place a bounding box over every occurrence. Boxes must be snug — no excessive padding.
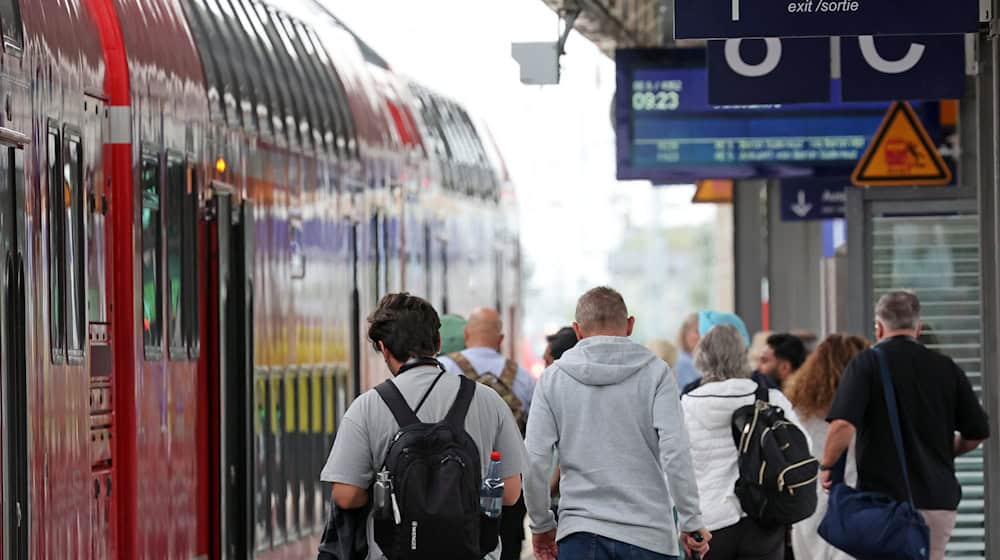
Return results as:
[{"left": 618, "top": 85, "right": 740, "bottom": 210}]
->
[
  {"left": 555, "top": 335, "right": 658, "bottom": 386},
  {"left": 682, "top": 378, "right": 758, "bottom": 430}
]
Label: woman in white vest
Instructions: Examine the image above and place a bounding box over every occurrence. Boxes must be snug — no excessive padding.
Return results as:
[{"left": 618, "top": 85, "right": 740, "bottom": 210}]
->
[{"left": 680, "top": 323, "right": 808, "bottom": 560}]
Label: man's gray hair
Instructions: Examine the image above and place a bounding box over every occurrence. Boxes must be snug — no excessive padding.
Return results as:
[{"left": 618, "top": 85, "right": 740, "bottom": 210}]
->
[
  {"left": 575, "top": 286, "right": 629, "bottom": 330},
  {"left": 876, "top": 290, "right": 921, "bottom": 331},
  {"left": 695, "top": 324, "right": 751, "bottom": 383}
]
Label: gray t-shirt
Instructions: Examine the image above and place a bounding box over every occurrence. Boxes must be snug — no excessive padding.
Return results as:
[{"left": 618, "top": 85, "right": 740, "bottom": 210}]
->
[
  {"left": 321, "top": 365, "right": 526, "bottom": 560},
  {"left": 321, "top": 363, "right": 526, "bottom": 487}
]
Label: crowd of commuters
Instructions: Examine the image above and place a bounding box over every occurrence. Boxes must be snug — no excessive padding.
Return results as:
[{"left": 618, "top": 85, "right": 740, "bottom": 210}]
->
[{"left": 318, "top": 287, "right": 990, "bottom": 560}]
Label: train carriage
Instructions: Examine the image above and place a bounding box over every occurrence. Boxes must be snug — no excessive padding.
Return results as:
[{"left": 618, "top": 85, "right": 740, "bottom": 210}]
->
[{"left": 0, "top": 1, "right": 521, "bottom": 558}]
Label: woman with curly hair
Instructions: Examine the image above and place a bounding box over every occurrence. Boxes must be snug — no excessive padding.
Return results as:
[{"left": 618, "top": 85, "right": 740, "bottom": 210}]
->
[{"left": 785, "top": 333, "right": 869, "bottom": 560}]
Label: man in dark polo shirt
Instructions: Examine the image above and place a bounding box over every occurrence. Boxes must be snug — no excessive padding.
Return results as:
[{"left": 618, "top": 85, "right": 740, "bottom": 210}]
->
[{"left": 820, "top": 290, "right": 990, "bottom": 560}]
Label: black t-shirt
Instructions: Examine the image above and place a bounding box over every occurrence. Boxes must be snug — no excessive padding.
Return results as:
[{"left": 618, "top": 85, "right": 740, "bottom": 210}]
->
[{"left": 827, "top": 336, "right": 990, "bottom": 510}]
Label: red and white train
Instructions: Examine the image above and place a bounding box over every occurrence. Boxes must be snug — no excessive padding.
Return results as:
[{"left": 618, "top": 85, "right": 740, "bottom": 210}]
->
[{"left": 1, "top": 0, "right": 520, "bottom": 558}]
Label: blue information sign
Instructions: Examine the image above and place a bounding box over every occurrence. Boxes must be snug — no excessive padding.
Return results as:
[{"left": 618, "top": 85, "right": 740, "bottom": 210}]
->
[
  {"left": 674, "top": 0, "right": 978, "bottom": 40},
  {"left": 708, "top": 38, "right": 831, "bottom": 105},
  {"left": 615, "top": 49, "right": 930, "bottom": 182},
  {"left": 779, "top": 177, "right": 847, "bottom": 221},
  {"left": 840, "top": 35, "right": 965, "bottom": 101}
]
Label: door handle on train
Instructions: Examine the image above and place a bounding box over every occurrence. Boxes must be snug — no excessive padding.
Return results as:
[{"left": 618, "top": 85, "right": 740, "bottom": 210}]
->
[{"left": 15, "top": 501, "right": 21, "bottom": 528}]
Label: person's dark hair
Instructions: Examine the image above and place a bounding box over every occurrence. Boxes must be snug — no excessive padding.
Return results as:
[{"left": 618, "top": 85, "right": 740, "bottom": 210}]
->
[
  {"left": 367, "top": 293, "right": 441, "bottom": 361},
  {"left": 767, "top": 333, "right": 807, "bottom": 370},
  {"left": 546, "top": 326, "right": 578, "bottom": 360}
]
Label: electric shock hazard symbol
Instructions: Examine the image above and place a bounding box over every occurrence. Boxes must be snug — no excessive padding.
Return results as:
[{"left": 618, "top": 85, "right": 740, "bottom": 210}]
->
[{"left": 851, "top": 101, "right": 951, "bottom": 187}]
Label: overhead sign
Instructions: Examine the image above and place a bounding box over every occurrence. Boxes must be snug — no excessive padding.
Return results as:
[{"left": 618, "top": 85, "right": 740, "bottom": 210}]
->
[
  {"left": 780, "top": 177, "right": 847, "bottom": 221},
  {"left": 674, "top": 0, "right": 978, "bottom": 40},
  {"left": 693, "top": 179, "right": 734, "bottom": 203},
  {"left": 615, "top": 49, "right": 925, "bottom": 182},
  {"left": 708, "top": 38, "right": 830, "bottom": 105},
  {"left": 708, "top": 36, "right": 965, "bottom": 104},
  {"left": 852, "top": 101, "right": 951, "bottom": 186},
  {"left": 840, "top": 35, "right": 965, "bottom": 101}
]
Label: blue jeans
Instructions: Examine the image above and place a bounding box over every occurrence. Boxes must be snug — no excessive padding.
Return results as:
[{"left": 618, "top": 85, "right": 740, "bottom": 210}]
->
[{"left": 557, "top": 532, "right": 678, "bottom": 560}]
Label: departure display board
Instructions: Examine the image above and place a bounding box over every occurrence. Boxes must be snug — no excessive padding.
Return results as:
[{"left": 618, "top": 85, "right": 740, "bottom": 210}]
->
[{"left": 615, "top": 48, "right": 932, "bottom": 182}]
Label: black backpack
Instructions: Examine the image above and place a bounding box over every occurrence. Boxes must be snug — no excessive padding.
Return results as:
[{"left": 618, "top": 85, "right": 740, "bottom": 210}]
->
[
  {"left": 730, "top": 382, "right": 818, "bottom": 527},
  {"left": 373, "top": 374, "right": 497, "bottom": 559}
]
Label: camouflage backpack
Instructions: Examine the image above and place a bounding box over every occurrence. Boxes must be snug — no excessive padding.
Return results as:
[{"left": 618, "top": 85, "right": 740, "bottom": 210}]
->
[{"left": 448, "top": 352, "right": 528, "bottom": 434}]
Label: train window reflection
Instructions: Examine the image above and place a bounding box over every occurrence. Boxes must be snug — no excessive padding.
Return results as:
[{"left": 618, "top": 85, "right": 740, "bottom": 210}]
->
[
  {"left": 141, "top": 150, "right": 163, "bottom": 358},
  {"left": 64, "top": 133, "right": 85, "bottom": 359},
  {"left": 166, "top": 153, "right": 186, "bottom": 359},
  {"left": 0, "top": 0, "right": 22, "bottom": 51},
  {"left": 47, "top": 126, "right": 65, "bottom": 362}
]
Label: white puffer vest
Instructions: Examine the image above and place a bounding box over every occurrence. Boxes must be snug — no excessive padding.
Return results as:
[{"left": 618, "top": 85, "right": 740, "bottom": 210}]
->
[{"left": 680, "top": 378, "right": 809, "bottom": 531}]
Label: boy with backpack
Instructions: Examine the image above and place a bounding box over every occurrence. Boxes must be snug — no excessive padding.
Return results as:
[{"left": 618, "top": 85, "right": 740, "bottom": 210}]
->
[{"left": 321, "top": 293, "right": 526, "bottom": 559}]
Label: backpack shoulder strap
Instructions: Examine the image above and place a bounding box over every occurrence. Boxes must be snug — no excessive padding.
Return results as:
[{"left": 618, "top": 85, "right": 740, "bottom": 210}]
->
[
  {"left": 445, "top": 376, "right": 477, "bottom": 430},
  {"left": 375, "top": 380, "right": 420, "bottom": 428},
  {"left": 499, "top": 359, "right": 519, "bottom": 386},
  {"left": 755, "top": 379, "right": 770, "bottom": 403},
  {"left": 448, "top": 352, "right": 479, "bottom": 378}
]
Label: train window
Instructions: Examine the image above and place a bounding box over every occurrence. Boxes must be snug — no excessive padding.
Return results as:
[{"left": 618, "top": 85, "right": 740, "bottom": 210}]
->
[
  {"left": 251, "top": 2, "right": 300, "bottom": 147},
  {"left": 200, "top": 0, "right": 241, "bottom": 127},
  {"left": 183, "top": 160, "right": 200, "bottom": 358},
  {"left": 238, "top": 0, "right": 289, "bottom": 140},
  {"left": 64, "top": 132, "right": 85, "bottom": 360},
  {"left": 140, "top": 149, "right": 163, "bottom": 358},
  {"left": 272, "top": 11, "right": 318, "bottom": 152},
  {"left": 0, "top": 0, "right": 22, "bottom": 52},
  {"left": 166, "top": 153, "right": 186, "bottom": 359},
  {"left": 207, "top": 0, "right": 257, "bottom": 132},
  {"left": 306, "top": 27, "right": 358, "bottom": 158},
  {"left": 256, "top": 5, "right": 307, "bottom": 149},
  {"left": 47, "top": 125, "right": 65, "bottom": 362},
  {"left": 287, "top": 20, "right": 334, "bottom": 154},
  {"left": 224, "top": 0, "right": 275, "bottom": 136},
  {"left": 181, "top": 0, "right": 226, "bottom": 121}
]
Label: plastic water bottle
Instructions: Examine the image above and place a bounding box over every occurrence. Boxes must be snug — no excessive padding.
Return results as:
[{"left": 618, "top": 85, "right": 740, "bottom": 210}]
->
[{"left": 480, "top": 451, "right": 504, "bottom": 518}]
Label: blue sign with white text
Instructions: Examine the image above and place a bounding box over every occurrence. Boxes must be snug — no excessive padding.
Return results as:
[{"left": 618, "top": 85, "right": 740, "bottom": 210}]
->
[
  {"left": 841, "top": 35, "right": 965, "bottom": 101},
  {"left": 708, "top": 38, "right": 831, "bottom": 105},
  {"left": 779, "top": 178, "right": 847, "bottom": 221},
  {"left": 615, "top": 49, "right": 936, "bottom": 182},
  {"left": 674, "top": 0, "right": 978, "bottom": 40}
]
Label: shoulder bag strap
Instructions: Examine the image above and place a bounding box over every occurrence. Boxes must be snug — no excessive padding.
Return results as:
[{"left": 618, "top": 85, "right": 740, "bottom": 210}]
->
[
  {"left": 375, "top": 380, "right": 421, "bottom": 428},
  {"left": 873, "top": 346, "right": 916, "bottom": 506},
  {"left": 499, "top": 359, "right": 519, "bottom": 386},
  {"left": 448, "top": 352, "right": 479, "bottom": 378},
  {"left": 445, "top": 376, "right": 477, "bottom": 430}
]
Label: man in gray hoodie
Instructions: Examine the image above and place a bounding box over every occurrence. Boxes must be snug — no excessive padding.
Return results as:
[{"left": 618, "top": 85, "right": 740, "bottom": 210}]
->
[{"left": 525, "top": 287, "right": 711, "bottom": 560}]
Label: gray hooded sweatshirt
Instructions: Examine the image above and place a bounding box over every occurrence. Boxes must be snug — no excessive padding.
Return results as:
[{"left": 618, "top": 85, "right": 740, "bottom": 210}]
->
[{"left": 524, "top": 336, "right": 704, "bottom": 556}]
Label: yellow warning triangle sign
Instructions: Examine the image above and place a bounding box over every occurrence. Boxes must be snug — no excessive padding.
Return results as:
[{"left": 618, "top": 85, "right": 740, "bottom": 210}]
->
[{"left": 851, "top": 101, "right": 952, "bottom": 187}]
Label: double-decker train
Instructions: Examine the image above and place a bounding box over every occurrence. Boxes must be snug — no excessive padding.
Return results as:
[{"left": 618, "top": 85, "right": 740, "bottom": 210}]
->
[{"left": 1, "top": 0, "right": 520, "bottom": 558}]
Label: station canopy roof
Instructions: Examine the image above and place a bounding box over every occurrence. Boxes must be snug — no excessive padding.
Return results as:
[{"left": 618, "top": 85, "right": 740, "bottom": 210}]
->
[{"left": 539, "top": 0, "right": 668, "bottom": 56}]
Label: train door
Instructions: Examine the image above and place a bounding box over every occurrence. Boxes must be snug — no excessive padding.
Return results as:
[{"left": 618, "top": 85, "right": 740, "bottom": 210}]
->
[
  {"left": 0, "top": 135, "right": 28, "bottom": 559},
  {"left": 205, "top": 186, "right": 254, "bottom": 559}
]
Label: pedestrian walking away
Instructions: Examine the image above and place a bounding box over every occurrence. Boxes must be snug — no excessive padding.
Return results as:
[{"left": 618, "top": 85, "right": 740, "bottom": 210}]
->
[
  {"left": 438, "top": 307, "right": 535, "bottom": 560},
  {"left": 524, "top": 286, "right": 711, "bottom": 560},
  {"left": 821, "top": 291, "right": 991, "bottom": 560},
  {"left": 784, "top": 334, "right": 869, "bottom": 560},
  {"left": 319, "top": 293, "right": 527, "bottom": 560},
  {"left": 681, "top": 323, "right": 811, "bottom": 560}
]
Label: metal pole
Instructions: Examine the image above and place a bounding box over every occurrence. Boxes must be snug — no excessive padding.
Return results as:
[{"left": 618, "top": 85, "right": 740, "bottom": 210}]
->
[{"left": 979, "top": 22, "right": 1000, "bottom": 559}]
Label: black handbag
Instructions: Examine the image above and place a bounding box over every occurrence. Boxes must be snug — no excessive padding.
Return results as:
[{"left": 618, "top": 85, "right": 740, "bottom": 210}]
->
[{"left": 318, "top": 498, "right": 370, "bottom": 560}]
